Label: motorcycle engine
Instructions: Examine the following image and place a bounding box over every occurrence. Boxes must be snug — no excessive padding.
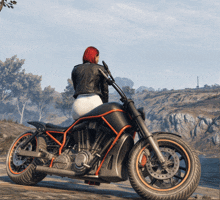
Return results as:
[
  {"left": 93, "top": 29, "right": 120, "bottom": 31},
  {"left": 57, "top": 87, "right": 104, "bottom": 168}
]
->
[
  {"left": 53, "top": 152, "right": 73, "bottom": 170},
  {"left": 53, "top": 123, "right": 113, "bottom": 175},
  {"left": 72, "top": 150, "right": 93, "bottom": 174},
  {"left": 52, "top": 149, "right": 93, "bottom": 175}
]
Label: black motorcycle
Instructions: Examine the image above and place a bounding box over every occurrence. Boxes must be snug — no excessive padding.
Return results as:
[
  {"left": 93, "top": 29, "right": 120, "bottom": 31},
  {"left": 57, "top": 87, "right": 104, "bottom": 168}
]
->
[{"left": 6, "top": 61, "right": 201, "bottom": 200}]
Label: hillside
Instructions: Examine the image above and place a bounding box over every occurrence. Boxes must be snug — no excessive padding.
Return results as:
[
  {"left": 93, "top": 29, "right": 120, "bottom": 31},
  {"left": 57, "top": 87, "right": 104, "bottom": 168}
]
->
[
  {"left": 0, "top": 120, "right": 33, "bottom": 155},
  {"left": 132, "top": 88, "right": 220, "bottom": 158}
]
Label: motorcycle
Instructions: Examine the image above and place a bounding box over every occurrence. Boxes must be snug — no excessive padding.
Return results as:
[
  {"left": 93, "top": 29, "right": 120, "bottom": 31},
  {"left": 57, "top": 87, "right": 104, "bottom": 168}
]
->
[{"left": 6, "top": 61, "right": 201, "bottom": 200}]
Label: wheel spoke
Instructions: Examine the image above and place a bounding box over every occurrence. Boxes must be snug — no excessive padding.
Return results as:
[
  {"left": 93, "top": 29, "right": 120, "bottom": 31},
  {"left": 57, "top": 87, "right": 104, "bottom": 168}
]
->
[
  {"left": 150, "top": 178, "right": 157, "bottom": 185},
  {"left": 174, "top": 175, "right": 183, "bottom": 180},
  {"left": 170, "top": 178, "right": 175, "bottom": 186},
  {"left": 16, "top": 165, "right": 22, "bottom": 172},
  {"left": 179, "top": 166, "right": 186, "bottom": 171}
]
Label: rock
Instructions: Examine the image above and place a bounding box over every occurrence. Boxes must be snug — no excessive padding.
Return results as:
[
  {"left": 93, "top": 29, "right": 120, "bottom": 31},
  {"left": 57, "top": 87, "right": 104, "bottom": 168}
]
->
[
  {"left": 214, "top": 119, "right": 220, "bottom": 126},
  {"left": 199, "top": 120, "right": 209, "bottom": 130},
  {"left": 193, "top": 125, "right": 203, "bottom": 137},
  {"left": 174, "top": 113, "right": 185, "bottom": 124},
  {"left": 195, "top": 194, "right": 203, "bottom": 199},
  {"left": 193, "top": 119, "right": 210, "bottom": 138},
  {"left": 2, "top": 134, "right": 8, "bottom": 139},
  {"left": 198, "top": 116, "right": 212, "bottom": 125},
  {"left": 208, "top": 124, "right": 220, "bottom": 133},
  {"left": 212, "top": 133, "right": 220, "bottom": 145},
  {"left": 185, "top": 114, "right": 196, "bottom": 125}
]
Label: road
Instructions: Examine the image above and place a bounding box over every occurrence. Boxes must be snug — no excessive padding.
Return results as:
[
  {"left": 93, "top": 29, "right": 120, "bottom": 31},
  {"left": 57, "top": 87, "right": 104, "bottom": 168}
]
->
[{"left": 0, "top": 156, "right": 219, "bottom": 200}]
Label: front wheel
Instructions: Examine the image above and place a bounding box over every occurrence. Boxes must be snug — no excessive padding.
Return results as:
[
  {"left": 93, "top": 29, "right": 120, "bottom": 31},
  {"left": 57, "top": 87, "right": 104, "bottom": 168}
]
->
[
  {"left": 6, "top": 131, "right": 47, "bottom": 185},
  {"left": 128, "top": 134, "right": 201, "bottom": 200}
]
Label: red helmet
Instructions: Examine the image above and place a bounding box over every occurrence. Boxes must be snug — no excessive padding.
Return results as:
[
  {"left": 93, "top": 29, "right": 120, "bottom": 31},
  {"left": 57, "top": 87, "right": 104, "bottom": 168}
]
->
[{"left": 83, "top": 46, "right": 99, "bottom": 64}]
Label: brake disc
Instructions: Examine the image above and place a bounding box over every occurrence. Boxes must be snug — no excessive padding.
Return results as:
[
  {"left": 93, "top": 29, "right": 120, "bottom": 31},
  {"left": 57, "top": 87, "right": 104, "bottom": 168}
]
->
[
  {"left": 13, "top": 142, "right": 32, "bottom": 167},
  {"left": 146, "top": 147, "right": 180, "bottom": 180}
]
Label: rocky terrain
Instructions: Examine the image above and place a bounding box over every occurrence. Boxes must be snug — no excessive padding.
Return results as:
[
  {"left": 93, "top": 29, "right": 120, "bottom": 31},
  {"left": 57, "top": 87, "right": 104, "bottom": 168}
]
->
[{"left": 132, "top": 88, "right": 220, "bottom": 158}]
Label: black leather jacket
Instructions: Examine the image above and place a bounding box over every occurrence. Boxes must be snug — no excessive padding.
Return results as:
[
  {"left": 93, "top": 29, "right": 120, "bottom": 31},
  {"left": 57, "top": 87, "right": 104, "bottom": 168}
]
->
[{"left": 71, "top": 62, "right": 109, "bottom": 103}]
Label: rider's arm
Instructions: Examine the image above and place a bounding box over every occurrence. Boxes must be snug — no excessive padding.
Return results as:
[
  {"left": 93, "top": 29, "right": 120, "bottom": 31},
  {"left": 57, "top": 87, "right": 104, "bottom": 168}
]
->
[{"left": 100, "top": 68, "right": 109, "bottom": 103}]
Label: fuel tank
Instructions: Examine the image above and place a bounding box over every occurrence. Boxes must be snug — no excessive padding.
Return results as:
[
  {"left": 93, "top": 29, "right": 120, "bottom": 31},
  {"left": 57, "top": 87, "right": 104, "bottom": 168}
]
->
[{"left": 82, "top": 102, "right": 132, "bottom": 134}]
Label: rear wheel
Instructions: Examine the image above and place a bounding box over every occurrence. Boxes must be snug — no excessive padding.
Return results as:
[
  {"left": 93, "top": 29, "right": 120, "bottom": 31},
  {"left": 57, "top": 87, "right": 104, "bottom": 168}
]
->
[
  {"left": 6, "top": 131, "right": 47, "bottom": 185},
  {"left": 128, "top": 134, "right": 201, "bottom": 200}
]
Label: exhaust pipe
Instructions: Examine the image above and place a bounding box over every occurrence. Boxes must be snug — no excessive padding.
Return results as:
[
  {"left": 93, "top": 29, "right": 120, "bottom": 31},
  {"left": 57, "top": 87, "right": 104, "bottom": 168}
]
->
[
  {"left": 35, "top": 166, "right": 109, "bottom": 183},
  {"left": 36, "top": 166, "right": 77, "bottom": 176},
  {"left": 17, "top": 150, "right": 42, "bottom": 158}
]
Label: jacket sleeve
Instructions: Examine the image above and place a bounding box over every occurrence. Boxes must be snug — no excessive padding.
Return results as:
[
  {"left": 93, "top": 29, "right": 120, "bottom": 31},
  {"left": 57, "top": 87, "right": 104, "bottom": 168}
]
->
[
  {"left": 71, "top": 68, "right": 76, "bottom": 91},
  {"left": 100, "top": 68, "right": 109, "bottom": 103}
]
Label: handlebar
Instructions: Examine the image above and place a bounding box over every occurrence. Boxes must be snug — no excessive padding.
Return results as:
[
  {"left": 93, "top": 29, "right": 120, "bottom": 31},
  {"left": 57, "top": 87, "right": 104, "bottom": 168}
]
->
[
  {"left": 99, "top": 62, "right": 128, "bottom": 103},
  {"left": 102, "top": 61, "right": 115, "bottom": 82}
]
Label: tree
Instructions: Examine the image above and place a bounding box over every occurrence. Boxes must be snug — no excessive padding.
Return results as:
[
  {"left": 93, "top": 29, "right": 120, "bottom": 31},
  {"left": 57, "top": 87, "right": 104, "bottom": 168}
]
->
[
  {"left": 31, "top": 86, "right": 55, "bottom": 121},
  {"left": 55, "top": 79, "right": 74, "bottom": 119},
  {"left": 204, "top": 84, "right": 210, "bottom": 89},
  {"left": 0, "top": 55, "right": 24, "bottom": 101},
  {"left": 0, "top": 0, "right": 17, "bottom": 12},
  {"left": 11, "top": 71, "right": 42, "bottom": 124},
  {"left": 115, "top": 77, "right": 134, "bottom": 88},
  {"left": 122, "top": 86, "right": 135, "bottom": 98}
]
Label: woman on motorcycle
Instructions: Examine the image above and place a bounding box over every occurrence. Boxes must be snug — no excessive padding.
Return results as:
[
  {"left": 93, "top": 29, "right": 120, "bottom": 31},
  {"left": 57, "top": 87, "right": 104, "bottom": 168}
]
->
[{"left": 71, "top": 46, "right": 109, "bottom": 119}]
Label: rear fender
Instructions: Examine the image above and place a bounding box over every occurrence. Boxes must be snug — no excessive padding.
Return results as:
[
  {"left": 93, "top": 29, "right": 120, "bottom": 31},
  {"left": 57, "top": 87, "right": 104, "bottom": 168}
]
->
[{"left": 27, "top": 121, "right": 46, "bottom": 132}]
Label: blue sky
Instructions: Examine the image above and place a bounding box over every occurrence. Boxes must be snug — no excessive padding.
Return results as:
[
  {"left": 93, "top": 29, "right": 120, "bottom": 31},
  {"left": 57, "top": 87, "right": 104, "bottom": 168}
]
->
[{"left": 1, "top": 0, "right": 220, "bottom": 92}]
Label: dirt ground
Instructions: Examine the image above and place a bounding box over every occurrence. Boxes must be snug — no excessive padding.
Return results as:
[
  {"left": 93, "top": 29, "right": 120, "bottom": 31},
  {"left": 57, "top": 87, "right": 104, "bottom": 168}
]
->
[{"left": 0, "top": 156, "right": 219, "bottom": 200}]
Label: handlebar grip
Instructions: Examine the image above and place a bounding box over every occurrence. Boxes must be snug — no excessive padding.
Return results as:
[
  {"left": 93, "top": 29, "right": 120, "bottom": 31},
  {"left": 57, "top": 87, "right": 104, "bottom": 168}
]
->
[
  {"left": 102, "top": 61, "right": 109, "bottom": 71},
  {"left": 102, "top": 61, "right": 115, "bottom": 82}
]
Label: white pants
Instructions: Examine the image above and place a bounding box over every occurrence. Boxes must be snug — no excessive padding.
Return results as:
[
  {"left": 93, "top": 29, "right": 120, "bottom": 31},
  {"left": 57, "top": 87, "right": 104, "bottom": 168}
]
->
[{"left": 72, "top": 94, "right": 103, "bottom": 120}]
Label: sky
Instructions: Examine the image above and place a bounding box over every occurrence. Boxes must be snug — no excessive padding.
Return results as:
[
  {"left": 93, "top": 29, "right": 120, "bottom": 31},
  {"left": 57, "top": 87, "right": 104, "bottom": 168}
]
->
[{"left": 1, "top": 0, "right": 220, "bottom": 92}]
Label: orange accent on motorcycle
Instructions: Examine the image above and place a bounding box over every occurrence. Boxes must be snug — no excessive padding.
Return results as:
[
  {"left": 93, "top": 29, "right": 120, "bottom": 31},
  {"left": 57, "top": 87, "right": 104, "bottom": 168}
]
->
[
  {"left": 46, "top": 131, "right": 63, "bottom": 146},
  {"left": 95, "top": 125, "right": 132, "bottom": 175},
  {"left": 101, "top": 116, "right": 118, "bottom": 135},
  {"left": 49, "top": 157, "right": 55, "bottom": 168}
]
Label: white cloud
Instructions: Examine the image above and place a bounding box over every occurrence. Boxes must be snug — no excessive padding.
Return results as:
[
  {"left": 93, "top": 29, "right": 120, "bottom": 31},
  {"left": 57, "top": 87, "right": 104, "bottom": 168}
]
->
[{"left": 3, "top": 0, "right": 218, "bottom": 47}]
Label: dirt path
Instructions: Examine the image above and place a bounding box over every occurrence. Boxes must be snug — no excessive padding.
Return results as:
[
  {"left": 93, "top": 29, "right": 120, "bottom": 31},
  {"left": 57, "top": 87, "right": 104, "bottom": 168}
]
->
[{"left": 0, "top": 156, "right": 219, "bottom": 200}]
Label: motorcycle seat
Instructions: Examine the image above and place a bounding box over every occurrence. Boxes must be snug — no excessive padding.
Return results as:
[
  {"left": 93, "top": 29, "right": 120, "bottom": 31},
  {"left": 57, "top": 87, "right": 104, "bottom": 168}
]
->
[
  {"left": 28, "top": 121, "right": 69, "bottom": 132},
  {"left": 80, "top": 102, "right": 123, "bottom": 118},
  {"left": 46, "top": 123, "right": 69, "bottom": 132}
]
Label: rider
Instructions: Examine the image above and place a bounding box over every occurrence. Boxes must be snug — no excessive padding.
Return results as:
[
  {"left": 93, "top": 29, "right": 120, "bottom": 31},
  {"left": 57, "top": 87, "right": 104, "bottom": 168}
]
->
[{"left": 71, "top": 46, "right": 109, "bottom": 120}]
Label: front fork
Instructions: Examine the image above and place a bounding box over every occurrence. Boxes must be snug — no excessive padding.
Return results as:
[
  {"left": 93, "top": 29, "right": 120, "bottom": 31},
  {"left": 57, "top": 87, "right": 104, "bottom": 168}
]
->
[{"left": 126, "top": 100, "right": 166, "bottom": 165}]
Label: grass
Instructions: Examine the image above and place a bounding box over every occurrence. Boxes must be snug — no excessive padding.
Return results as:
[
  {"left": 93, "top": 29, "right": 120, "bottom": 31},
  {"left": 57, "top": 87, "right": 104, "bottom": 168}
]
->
[{"left": 1, "top": 118, "right": 18, "bottom": 124}]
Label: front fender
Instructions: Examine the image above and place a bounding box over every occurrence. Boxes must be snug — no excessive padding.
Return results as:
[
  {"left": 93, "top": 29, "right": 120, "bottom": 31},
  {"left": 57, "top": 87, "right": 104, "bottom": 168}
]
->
[{"left": 152, "top": 131, "right": 181, "bottom": 138}]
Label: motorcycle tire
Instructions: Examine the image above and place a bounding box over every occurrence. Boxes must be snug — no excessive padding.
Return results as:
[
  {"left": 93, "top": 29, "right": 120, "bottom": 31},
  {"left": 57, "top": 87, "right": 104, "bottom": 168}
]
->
[
  {"left": 6, "top": 131, "right": 47, "bottom": 185},
  {"left": 128, "top": 133, "right": 201, "bottom": 200}
]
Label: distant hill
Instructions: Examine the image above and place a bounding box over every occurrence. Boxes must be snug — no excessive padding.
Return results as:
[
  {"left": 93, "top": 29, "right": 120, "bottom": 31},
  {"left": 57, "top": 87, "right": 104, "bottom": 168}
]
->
[
  {"left": 136, "top": 86, "right": 155, "bottom": 93},
  {"left": 132, "top": 88, "right": 220, "bottom": 158}
]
